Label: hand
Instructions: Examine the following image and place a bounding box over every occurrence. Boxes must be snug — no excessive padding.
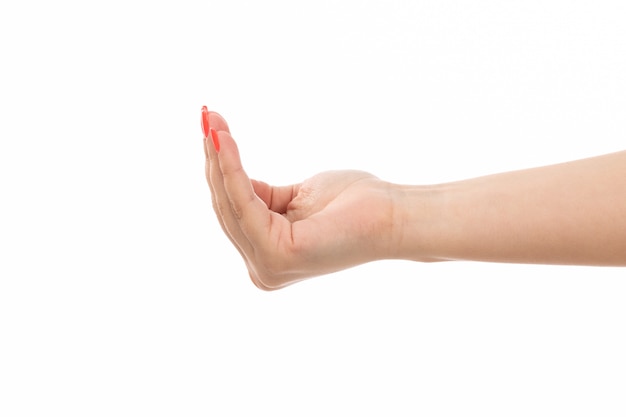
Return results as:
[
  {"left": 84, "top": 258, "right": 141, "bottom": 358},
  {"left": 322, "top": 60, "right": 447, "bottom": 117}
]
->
[
  {"left": 204, "top": 112, "right": 626, "bottom": 287},
  {"left": 204, "top": 112, "right": 396, "bottom": 290}
]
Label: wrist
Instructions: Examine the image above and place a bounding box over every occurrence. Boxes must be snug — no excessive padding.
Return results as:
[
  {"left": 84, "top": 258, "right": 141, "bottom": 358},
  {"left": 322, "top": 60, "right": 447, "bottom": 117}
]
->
[{"left": 389, "top": 183, "right": 449, "bottom": 262}]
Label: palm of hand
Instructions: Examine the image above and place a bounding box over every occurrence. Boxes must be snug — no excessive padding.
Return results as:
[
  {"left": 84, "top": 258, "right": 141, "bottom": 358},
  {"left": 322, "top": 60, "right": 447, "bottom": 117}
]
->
[{"left": 250, "top": 170, "right": 393, "bottom": 288}]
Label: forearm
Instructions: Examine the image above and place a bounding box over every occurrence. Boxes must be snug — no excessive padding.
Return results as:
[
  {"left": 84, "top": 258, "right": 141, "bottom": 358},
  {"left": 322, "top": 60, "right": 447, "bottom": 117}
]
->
[{"left": 394, "top": 151, "right": 626, "bottom": 266}]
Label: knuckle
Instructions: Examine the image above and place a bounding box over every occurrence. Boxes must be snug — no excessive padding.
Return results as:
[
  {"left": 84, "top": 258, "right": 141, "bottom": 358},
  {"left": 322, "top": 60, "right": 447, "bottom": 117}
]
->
[
  {"left": 228, "top": 197, "right": 244, "bottom": 220},
  {"left": 212, "top": 199, "right": 228, "bottom": 218}
]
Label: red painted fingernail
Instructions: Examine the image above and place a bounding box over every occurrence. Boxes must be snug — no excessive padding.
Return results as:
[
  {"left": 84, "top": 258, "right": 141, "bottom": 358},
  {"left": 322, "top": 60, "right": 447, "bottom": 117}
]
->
[
  {"left": 210, "top": 128, "right": 221, "bottom": 152},
  {"left": 201, "top": 106, "right": 210, "bottom": 138}
]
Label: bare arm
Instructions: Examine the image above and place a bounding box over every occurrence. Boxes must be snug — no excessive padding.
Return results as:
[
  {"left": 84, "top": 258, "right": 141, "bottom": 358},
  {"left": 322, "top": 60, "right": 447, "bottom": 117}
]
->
[
  {"left": 203, "top": 110, "right": 625, "bottom": 289},
  {"left": 397, "top": 151, "right": 626, "bottom": 265}
]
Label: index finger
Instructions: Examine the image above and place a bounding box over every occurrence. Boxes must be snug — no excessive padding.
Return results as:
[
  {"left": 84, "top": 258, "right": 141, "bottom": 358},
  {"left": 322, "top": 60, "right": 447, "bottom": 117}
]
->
[
  {"left": 215, "top": 129, "right": 276, "bottom": 244},
  {"left": 209, "top": 111, "right": 230, "bottom": 133}
]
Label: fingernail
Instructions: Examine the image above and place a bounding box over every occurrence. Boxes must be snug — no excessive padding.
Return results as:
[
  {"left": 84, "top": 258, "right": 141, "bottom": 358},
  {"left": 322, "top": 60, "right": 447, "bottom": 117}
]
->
[
  {"left": 201, "top": 106, "right": 210, "bottom": 138},
  {"left": 210, "top": 128, "right": 221, "bottom": 152}
]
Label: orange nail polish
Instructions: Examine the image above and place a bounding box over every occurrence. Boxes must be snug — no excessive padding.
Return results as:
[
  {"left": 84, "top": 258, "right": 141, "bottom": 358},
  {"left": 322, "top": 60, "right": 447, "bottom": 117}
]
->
[
  {"left": 210, "top": 128, "right": 220, "bottom": 152},
  {"left": 201, "top": 106, "right": 210, "bottom": 138}
]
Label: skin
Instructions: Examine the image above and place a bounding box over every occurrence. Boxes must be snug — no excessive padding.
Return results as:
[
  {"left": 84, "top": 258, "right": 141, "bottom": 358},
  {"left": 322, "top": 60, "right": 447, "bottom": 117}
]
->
[{"left": 204, "top": 111, "right": 626, "bottom": 290}]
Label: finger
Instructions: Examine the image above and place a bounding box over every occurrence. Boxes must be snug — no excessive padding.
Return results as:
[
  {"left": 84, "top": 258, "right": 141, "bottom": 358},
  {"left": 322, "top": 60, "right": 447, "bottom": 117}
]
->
[
  {"left": 207, "top": 134, "right": 255, "bottom": 257},
  {"left": 202, "top": 111, "right": 266, "bottom": 288},
  {"left": 215, "top": 130, "right": 276, "bottom": 246},
  {"left": 202, "top": 110, "right": 248, "bottom": 252},
  {"left": 209, "top": 111, "right": 230, "bottom": 133},
  {"left": 251, "top": 179, "right": 300, "bottom": 214},
  {"left": 210, "top": 150, "right": 274, "bottom": 291}
]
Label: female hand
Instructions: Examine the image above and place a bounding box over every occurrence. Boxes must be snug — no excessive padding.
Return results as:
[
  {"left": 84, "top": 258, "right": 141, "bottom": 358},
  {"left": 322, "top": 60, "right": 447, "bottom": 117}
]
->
[
  {"left": 204, "top": 111, "right": 397, "bottom": 290},
  {"left": 204, "top": 110, "right": 626, "bottom": 289}
]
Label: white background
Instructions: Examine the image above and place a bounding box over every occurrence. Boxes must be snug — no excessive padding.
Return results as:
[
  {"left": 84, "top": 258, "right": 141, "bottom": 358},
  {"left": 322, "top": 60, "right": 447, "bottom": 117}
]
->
[{"left": 1, "top": 1, "right": 625, "bottom": 415}]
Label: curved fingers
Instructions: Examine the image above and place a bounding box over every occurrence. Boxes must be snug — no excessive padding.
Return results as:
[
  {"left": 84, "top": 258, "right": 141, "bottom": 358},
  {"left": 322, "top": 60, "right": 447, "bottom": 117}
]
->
[
  {"left": 207, "top": 142, "right": 274, "bottom": 291},
  {"left": 204, "top": 136, "right": 252, "bottom": 266},
  {"left": 215, "top": 130, "right": 274, "bottom": 245},
  {"left": 215, "top": 131, "right": 308, "bottom": 289},
  {"left": 203, "top": 111, "right": 301, "bottom": 290}
]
